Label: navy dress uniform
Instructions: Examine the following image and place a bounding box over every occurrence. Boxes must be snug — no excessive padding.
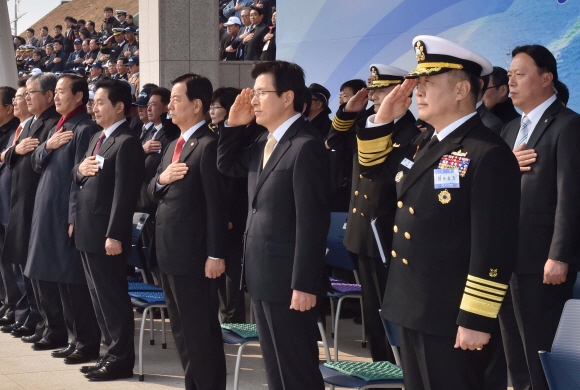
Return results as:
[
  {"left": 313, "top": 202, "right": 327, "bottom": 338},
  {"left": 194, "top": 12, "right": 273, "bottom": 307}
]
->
[{"left": 375, "top": 36, "right": 521, "bottom": 389}]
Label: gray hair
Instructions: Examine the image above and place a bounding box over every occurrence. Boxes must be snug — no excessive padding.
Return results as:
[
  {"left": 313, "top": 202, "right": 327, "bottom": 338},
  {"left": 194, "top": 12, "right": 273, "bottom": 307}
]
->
[{"left": 27, "top": 73, "right": 58, "bottom": 93}]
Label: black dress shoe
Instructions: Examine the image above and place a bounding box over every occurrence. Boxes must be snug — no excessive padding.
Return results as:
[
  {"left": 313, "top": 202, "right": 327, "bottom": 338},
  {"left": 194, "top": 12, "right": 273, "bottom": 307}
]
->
[
  {"left": 11, "top": 324, "right": 34, "bottom": 337},
  {"left": 51, "top": 344, "right": 76, "bottom": 358},
  {"left": 64, "top": 350, "right": 100, "bottom": 365},
  {"left": 21, "top": 333, "right": 43, "bottom": 343},
  {"left": 32, "top": 339, "right": 69, "bottom": 351},
  {"left": 0, "top": 316, "right": 15, "bottom": 326},
  {"left": 85, "top": 360, "right": 133, "bottom": 381},
  {"left": 1, "top": 321, "right": 22, "bottom": 333},
  {"left": 80, "top": 355, "right": 107, "bottom": 374}
]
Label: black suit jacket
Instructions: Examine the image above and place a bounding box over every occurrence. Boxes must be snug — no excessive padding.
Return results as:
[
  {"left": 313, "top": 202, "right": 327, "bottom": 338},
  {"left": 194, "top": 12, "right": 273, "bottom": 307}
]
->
[
  {"left": 381, "top": 115, "right": 521, "bottom": 337},
  {"left": 2, "top": 106, "right": 60, "bottom": 265},
  {"left": 346, "top": 110, "right": 419, "bottom": 258},
  {"left": 243, "top": 22, "right": 269, "bottom": 61},
  {"left": 150, "top": 124, "right": 229, "bottom": 276},
  {"left": 136, "top": 117, "right": 180, "bottom": 213},
  {"left": 0, "top": 117, "right": 19, "bottom": 152},
  {"left": 477, "top": 103, "right": 503, "bottom": 134},
  {"left": 218, "top": 116, "right": 331, "bottom": 303},
  {"left": 501, "top": 100, "right": 580, "bottom": 274},
  {"left": 72, "top": 122, "right": 144, "bottom": 255}
]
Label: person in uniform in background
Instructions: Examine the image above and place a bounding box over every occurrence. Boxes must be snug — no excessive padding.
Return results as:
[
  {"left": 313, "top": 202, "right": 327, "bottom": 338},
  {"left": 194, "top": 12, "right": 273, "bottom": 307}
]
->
[
  {"left": 376, "top": 36, "right": 521, "bottom": 389},
  {"left": 306, "top": 83, "right": 332, "bottom": 138}
]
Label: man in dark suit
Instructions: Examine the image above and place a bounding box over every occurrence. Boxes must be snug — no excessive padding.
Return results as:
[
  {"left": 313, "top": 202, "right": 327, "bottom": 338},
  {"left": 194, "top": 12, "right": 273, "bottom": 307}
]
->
[
  {"left": 483, "top": 67, "right": 520, "bottom": 124},
  {"left": 149, "top": 73, "right": 229, "bottom": 390},
  {"left": 476, "top": 75, "right": 503, "bottom": 134},
  {"left": 218, "top": 61, "right": 329, "bottom": 389},
  {"left": 0, "top": 84, "right": 41, "bottom": 338},
  {"left": 241, "top": 6, "right": 269, "bottom": 61},
  {"left": 376, "top": 36, "right": 521, "bottom": 389},
  {"left": 500, "top": 45, "right": 580, "bottom": 390},
  {"left": 45, "top": 39, "right": 68, "bottom": 74},
  {"left": 332, "top": 64, "right": 420, "bottom": 363},
  {"left": 1, "top": 74, "right": 64, "bottom": 346},
  {"left": 25, "top": 75, "right": 101, "bottom": 364},
  {"left": 73, "top": 78, "right": 144, "bottom": 381}
]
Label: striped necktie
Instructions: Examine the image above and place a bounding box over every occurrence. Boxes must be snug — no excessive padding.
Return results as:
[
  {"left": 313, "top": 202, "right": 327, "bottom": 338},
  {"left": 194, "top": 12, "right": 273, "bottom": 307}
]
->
[{"left": 514, "top": 115, "right": 531, "bottom": 148}]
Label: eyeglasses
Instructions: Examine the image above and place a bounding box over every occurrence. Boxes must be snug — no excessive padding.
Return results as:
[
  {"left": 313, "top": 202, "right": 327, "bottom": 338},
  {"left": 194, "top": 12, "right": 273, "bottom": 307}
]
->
[
  {"left": 209, "top": 105, "right": 224, "bottom": 111},
  {"left": 250, "top": 90, "right": 276, "bottom": 100},
  {"left": 12, "top": 96, "right": 24, "bottom": 103},
  {"left": 486, "top": 85, "right": 503, "bottom": 92},
  {"left": 25, "top": 90, "right": 43, "bottom": 98}
]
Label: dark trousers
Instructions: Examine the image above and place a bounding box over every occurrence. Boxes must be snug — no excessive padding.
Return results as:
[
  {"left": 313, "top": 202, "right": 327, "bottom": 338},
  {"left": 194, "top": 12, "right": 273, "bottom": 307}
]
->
[
  {"left": 31, "top": 278, "right": 67, "bottom": 343},
  {"left": 1, "top": 261, "right": 26, "bottom": 321},
  {"left": 18, "top": 266, "right": 42, "bottom": 329},
  {"left": 80, "top": 251, "right": 135, "bottom": 365},
  {"left": 499, "top": 277, "right": 530, "bottom": 390},
  {"left": 160, "top": 272, "right": 226, "bottom": 390},
  {"left": 509, "top": 272, "right": 576, "bottom": 390},
  {"left": 58, "top": 282, "right": 101, "bottom": 353},
  {"left": 355, "top": 253, "right": 395, "bottom": 362},
  {"left": 401, "top": 326, "right": 493, "bottom": 390},
  {"left": 217, "top": 247, "right": 245, "bottom": 324},
  {"left": 252, "top": 299, "right": 324, "bottom": 390}
]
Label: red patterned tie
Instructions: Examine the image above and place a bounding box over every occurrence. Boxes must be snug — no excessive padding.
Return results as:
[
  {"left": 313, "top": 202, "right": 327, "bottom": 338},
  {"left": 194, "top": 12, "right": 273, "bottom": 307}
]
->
[
  {"left": 171, "top": 136, "right": 185, "bottom": 163},
  {"left": 11, "top": 125, "right": 23, "bottom": 147},
  {"left": 92, "top": 132, "right": 106, "bottom": 156}
]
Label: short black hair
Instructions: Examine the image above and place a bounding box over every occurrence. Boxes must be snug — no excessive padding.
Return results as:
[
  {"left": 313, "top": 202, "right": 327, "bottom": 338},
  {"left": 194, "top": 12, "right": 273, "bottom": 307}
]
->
[
  {"left": 64, "top": 16, "right": 77, "bottom": 23},
  {"left": 512, "top": 45, "right": 558, "bottom": 81},
  {"left": 53, "top": 38, "right": 63, "bottom": 46},
  {"left": 340, "top": 79, "right": 367, "bottom": 94},
  {"left": 17, "top": 36, "right": 26, "bottom": 45},
  {"left": 59, "top": 74, "right": 90, "bottom": 105},
  {"left": 211, "top": 87, "right": 241, "bottom": 113},
  {"left": 33, "top": 49, "right": 42, "bottom": 57},
  {"left": 489, "top": 66, "right": 509, "bottom": 88},
  {"left": 0, "top": 86, "right": 16, "bottom": 107},
  {"left": 26, "top": 28, "right": 35, "bottom": 35},
  {"left": 171, "top": 74, "right": 213, "bottom": 113},
  {"left": 41, "top": 26, "right": 48, "bottom": 32},
  {"left": 17, "top": 79, "right": 27, "bottom": 88},
  {"left": 93, "top": 78, "right": 132, "bottom": 115},
  {"left": 449, "top": 69, "right": 481, "bottom": 104},
  {"left": 480, "top": 74, "right": 490, "bottom": 95},
  {"left": 104, "top": 7, "right": 113, "bottom": 12},
  {"left": 83, "top": 39, "right": 90, "bottom": 45},
  {"left": 117, "top": 57, "right": 128, "bottom": 65},
  {"left": 554, "top": 79, "right": 569, "bottom": 106},
  {"left": 78, "top": 19, "right": 86, "bottom": 25},
  {"left": 251, "top": 61, "right": 307, "bottom": 113},
  {"left": 87, "top": 21, "right": 95, "bottom": 28},
  {"left": 142, "top": 83, "right": 158, "bottom": 90},
  {"left": 150, "top": 87, "right": 171, "bottom": 105},
  {"left": 79, "top": 28, "right": 91, "bottom": 38},
  {"left": 250, "top": 5, "right": 264, "bottom": 15},
  {"left": 55, "top": 25, "right": 63, "bottom": 30}
]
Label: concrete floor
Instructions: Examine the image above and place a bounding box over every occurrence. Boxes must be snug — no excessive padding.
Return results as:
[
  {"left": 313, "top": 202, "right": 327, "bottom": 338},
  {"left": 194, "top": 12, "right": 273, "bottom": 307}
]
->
[{"left": 0, "top": 302, "right": 514, "bottom": 389}]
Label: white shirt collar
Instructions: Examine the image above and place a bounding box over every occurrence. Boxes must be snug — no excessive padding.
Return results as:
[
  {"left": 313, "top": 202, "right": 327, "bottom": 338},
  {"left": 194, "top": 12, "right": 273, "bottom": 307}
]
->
[
  {"left": 270, "top": 113, "right": 302, "bottom": 144},
  {"left": 153, "top": 122, "right": 163, "bottom": 132},
  {"left": 103, "top": 119, "right": 126, "bottom": 138},
  {"left": 180, "top": 120, "right": 206, "bottom": 142},
  {"left": 433, "top": 112, "right": 478, "bottom": 141},
  {"left": 523, "top": 94, "right": 557, "bottom": 131},
  {"left": 21, "top": 116, "right": 33, "bottom": 127}
]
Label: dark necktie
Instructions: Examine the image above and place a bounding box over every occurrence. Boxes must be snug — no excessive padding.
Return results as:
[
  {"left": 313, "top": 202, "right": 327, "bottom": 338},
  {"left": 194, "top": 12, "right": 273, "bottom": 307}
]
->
[
  {"left": 140, "top": 125, "right": 149, "bottom": 140},
  {"left": 92, "top": 132, "right": 106, "bottom": 156},
  {"left": 171, "top": 137, "right": 185, "bottom": 163},
  {"left": 414, "top": 134, "right": 439, "bottom": 161},
  {"left": 426, "top": 134, "right": 439, "bottom": 150}
]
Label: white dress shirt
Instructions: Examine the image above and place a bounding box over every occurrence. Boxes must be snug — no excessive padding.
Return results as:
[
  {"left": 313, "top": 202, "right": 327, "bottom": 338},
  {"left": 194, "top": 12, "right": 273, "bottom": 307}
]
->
[
  {"left": 519, "top": 94, "right": 557, "bottom": 142},
  {"left": 432, "top": 112, "right": 477, "bottom": 141}
]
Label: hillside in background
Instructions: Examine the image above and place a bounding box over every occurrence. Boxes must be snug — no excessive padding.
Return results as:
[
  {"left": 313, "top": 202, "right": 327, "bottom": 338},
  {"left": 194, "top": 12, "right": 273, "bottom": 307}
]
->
[{"left": 27, "top": 0, "right": 138, "bottom": 36}]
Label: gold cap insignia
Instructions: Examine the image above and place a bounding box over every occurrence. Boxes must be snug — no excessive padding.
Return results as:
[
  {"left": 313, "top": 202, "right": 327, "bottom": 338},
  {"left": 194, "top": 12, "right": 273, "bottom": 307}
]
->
[
  {"left": 415, "top": 40, "right": 426, "bottom": 62},
  {"left": 369, "top": 67, "right": 379, "bottom": 86},
  {"left": 438, "top": 189, "right": 451, "bottom": 204},
  {"left": 395, "top": 171, "right": 404, "bottom": 182},
  {"left": 393, "top": 143, "right": 400, "bottom": 148},
  {"left": 489, "top": 269, "right": 498, "bottom": 277},
  {"left": 451, "top": 150, "right": 468, "bottom": 157}
]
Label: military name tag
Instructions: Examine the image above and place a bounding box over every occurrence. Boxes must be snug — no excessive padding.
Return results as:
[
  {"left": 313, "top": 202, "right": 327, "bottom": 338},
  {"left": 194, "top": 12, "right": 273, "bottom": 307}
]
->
[
  {"left": 401, "top": 158, "right": 414, "bottom": 169},
  {"left": 434, "top": 168, "right": 460, "bottom": 188}
]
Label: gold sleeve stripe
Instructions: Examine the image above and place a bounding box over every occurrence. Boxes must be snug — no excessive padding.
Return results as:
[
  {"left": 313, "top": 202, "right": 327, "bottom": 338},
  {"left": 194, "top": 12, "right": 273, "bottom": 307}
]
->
[
  {"left": 359, "top": 151, "right": 389, "bottom": 166},
  {"left": 465, "top": 281, "right": 506, "bottom": 296},
  {"left": 460, "top": 294, "right": 501, "bottom": 318},
  {"left": 357, "top": 135, "right": 393, "bottom": 167},
  {"left": 332, "top": 116, "right": 355, "bottom": 131},
  {"left": 467, "top": 274, "right": 508, "bottom": 290},
  {"left": 464, "top": 287, "right": 504, "bottom": 302}
]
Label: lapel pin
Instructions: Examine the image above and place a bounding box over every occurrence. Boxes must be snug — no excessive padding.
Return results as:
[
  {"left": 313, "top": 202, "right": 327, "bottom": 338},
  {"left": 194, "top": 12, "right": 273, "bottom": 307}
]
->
[
  {"left": 191, "top": 142, "right": 194, "bottom": 146},
  {"left": 545, "top": 119, "right": 548, "bottom": 123}
]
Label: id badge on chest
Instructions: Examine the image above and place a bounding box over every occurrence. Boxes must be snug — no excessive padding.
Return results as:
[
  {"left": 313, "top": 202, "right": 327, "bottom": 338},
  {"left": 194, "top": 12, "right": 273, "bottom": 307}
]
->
[{"left": 434, "top": 168, "right": 460, "bottom": 188}]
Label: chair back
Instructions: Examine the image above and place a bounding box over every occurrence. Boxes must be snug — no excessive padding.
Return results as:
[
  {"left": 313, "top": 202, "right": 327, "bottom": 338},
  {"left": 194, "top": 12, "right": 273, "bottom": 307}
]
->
[
  {"left": 326, "top": 212, "right": 356, "bottom": 271},
  {"left": 127, "top": 212, "right": 150, "bottom": 269}
]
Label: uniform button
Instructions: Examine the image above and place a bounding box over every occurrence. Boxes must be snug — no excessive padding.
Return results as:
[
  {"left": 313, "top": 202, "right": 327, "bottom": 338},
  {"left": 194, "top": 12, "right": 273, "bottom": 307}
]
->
[
  {"left": 354, "top": 191, "right": 359, "bottom": 196},
  {"left": 79, "top": 186, "right": 83, "bottom": 189},
  {"left": 252, "top": 208, "right": 257, "bottom": 214},
  {"left": 364, "top": 195, "right": 368, "bottom": 200},
  {"left": 352, "top": 208, "right": 357, "bottom": 213},
  {"left": 393, "top": 225, "right": 398, "bottom": 233},
  {"left": 359, "top": 174, "right": 363, "bottom": 179},
  {"left": 159, "top": 200, "right": 163, "bottom": 204},
  {"left": 397, "top": 201, "right": 403, "bottom": 208},
  {"left": 391, "top": 250, "right": 396, "bottom": 258},
  {"left": 369, "top": 179, "right": 373, "bottom": 182},
  {"left": 409, "top": 207, "right": 415, "bottom": 215},
  {"left": 402, "top": 259, "right": 409, "bottom": 265},
  {"left": 360, "top": 212, "right": 365, "bottom": 217},
  {"left": 404, "top": 232, "right": 411, "bottom": 239}
]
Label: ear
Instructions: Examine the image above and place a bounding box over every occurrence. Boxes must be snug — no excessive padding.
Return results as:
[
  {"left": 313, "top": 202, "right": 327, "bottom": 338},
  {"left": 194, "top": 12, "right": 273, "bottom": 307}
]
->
[
  {"left": 500, "top": 84, "right": 509, "bottom": 97},
  {"left": 115, "top": 101, "right": 125, "bottom": 115},
  {"left": 542, "top": 72, "right": 554, "bottom": 87},
  {"left": 284, "top": 90, "right": 294, "bottom": 109},
  {"left": 455, "top": 79, "right": 471, "bottom": 102}
]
